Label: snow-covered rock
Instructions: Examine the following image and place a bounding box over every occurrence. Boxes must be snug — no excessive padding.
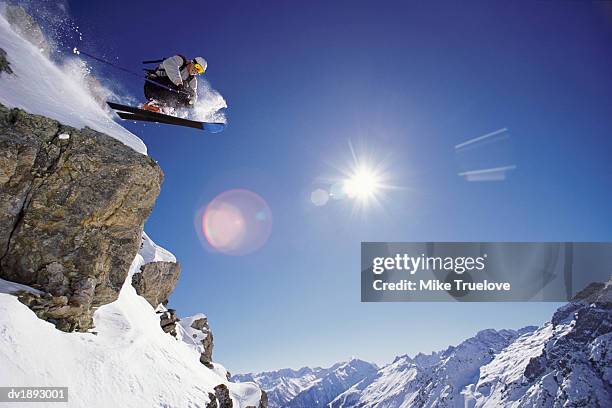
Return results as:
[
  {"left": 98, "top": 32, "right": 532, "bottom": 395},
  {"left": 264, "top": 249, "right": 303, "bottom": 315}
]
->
[
  {"left": 0, "top": 239, "right": 263, "bottom": 407},
  {"left": 177, "top": 313, "right": 215, "bottom": 367},
  {"left": 131, "top": 234, "right": 181, "bottom": 308}
]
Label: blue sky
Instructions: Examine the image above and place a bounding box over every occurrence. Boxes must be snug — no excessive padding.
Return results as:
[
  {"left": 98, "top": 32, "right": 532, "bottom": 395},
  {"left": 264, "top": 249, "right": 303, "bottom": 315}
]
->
[{"left": 62, "top": 0, "right": 612, "bottom": 372}]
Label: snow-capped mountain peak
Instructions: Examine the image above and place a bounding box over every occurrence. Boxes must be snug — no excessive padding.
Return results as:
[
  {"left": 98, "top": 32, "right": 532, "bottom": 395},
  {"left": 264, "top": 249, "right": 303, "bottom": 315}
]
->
[
  {"left": 233, "top": 358, "right": 378, "bottom": 408},
  {"left": 330, "top": 327, "right": 534, "bottom": 408},
  {"left": 465, "top": 280, "right": 612, "bottom": 408}
]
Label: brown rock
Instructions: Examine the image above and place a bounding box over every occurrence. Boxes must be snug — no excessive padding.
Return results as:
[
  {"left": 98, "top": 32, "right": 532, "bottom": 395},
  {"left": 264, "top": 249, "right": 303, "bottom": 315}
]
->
[
  {"left": 190, "top": 316, "right": 214, "bottom": 366},
  {"left": 0, "top": 48, "right": 13, "bottom": 76},
  {"left": 214, "top": 384, "right": 233, "bottom": 408},
  {"left": 131, "top": 261, "right": 181, "bottom": 307},
  {"left": 0, "top": 104, "right": 163, "bottom": 331},
  {"left": 206, "top": 392, "right": 218, "bottom": 408},
  {"left": 259, "top": 390, "right": 268, "bottom": 408},
  {"left": 159, "top": 309, "right": 179, "bottom": 337}
]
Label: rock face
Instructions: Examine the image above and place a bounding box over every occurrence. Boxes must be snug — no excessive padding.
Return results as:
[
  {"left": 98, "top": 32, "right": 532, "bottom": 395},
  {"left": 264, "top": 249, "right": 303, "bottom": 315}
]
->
[
  {"left": 131, "top": 261, "right": 181, "bottom": 307},
  {"left": 0, "top": 48, "right": 12, "bottom": 76},
  {"left": 0, "top": 104, "right": 163, "bottom": 331}
]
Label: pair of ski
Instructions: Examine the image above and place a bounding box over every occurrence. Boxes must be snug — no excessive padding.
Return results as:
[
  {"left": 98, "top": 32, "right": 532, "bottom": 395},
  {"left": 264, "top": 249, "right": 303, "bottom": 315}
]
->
[{"left": 107, "top": 102, "right": 226, "bottom": 133}]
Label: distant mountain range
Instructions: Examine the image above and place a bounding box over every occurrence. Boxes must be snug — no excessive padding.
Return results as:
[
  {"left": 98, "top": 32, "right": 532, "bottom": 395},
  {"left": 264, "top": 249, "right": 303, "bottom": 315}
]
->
[
  {"left": 234, "top": 279, "right": 612, "bottom": 407},
  {"left": 232, "top": 358, "right": 378, "bottom": 408}
]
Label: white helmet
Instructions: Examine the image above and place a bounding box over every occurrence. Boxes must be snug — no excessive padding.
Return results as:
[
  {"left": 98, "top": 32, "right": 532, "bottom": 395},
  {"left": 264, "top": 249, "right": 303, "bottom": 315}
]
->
[{"left": 192, "top": 56, "right": 207, "bottom": 74}]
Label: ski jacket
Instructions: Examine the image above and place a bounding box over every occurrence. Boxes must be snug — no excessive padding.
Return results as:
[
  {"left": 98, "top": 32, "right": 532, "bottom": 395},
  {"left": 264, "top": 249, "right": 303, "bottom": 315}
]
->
[{"left": 154, "top": 55, "right": 197, "bottom": 94}]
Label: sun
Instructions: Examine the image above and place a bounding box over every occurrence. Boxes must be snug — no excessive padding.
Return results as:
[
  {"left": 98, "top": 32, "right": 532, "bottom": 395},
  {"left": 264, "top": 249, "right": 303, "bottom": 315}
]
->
[
  {"left": 343, "top": 166, "right": 381, "bottom": 200},
  {"left": 312, "top": 140, "right": 397, "bottom": 214}
]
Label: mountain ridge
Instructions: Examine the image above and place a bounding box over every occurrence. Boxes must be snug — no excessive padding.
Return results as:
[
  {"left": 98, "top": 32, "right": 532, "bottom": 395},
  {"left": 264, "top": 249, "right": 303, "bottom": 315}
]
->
[
  {"left": 236, "top": 280, "right": 611, "bottom": 408},
  {"left": 233, "top": 358, "right": 378, "bottom": 408}
]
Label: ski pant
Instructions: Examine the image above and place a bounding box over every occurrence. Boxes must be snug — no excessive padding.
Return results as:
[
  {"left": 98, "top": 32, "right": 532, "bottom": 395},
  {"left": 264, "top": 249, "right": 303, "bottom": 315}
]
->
[{"left": 144, "top": 76, "right": 192, "bottom": 109}]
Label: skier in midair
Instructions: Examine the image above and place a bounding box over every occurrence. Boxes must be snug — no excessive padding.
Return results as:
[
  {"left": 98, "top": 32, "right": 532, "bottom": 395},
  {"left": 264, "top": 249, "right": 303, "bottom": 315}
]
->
[{"left": 142, "top": 55, "right": 207, "bottom": 112}]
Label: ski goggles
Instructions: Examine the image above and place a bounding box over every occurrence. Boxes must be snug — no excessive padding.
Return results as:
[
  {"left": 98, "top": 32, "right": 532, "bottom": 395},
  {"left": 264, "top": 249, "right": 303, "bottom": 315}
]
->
[{"left": 193, "top": 63, "right": 206, "bottom": 74}]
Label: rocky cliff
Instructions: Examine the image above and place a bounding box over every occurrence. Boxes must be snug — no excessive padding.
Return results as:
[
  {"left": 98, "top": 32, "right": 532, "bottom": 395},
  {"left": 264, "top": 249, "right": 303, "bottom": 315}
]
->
[
  {"left": 0, "top": 105, "right": 266, "bottom": 407},
  {"left": 0, "top": 6, "right": 265, "bottom": 407},
  {"left": 0, "top": 102, "right": 162, "bottom": 331},
  {"left": 0, "top": 102, "right": 265, "bottom": 406}
]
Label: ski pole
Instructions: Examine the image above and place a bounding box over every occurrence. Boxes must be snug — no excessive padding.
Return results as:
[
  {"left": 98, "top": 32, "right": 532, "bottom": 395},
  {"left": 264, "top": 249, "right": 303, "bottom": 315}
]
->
[{"left": 73, "top": 49, "right": 192, "bottom": 96}]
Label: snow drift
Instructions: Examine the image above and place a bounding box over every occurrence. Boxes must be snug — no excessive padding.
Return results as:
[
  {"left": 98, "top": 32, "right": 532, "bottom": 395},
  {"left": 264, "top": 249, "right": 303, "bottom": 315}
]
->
[
  {"left": 0, "top": 236, "right": 262, "bottom": 407},
  {"left": 0, "top": 3, "right": 145, "bottom": 154}
]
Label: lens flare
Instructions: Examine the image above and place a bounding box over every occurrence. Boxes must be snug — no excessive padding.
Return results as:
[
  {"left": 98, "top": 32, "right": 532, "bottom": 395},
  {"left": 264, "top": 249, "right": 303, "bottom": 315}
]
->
[
  {"left": 201, "top": 189, "right": 272, "bottom": 255},
  {"left": 310, "top": 189, "right": 329, "bottom": 206}
]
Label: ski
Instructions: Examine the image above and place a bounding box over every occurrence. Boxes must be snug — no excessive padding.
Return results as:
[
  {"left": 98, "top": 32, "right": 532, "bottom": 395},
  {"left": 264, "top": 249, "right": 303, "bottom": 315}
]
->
[
  {"left": 107, "top": 101, "right": 226, "bottom": 133},
  {"left": 115, "top": 111, "right": 204, "bottom": 130}
]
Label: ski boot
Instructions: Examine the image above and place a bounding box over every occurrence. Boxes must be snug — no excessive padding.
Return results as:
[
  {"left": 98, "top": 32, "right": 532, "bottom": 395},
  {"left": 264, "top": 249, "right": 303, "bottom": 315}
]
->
[{"left": 141, "top": 99, "right": 161, "bottom": 113}]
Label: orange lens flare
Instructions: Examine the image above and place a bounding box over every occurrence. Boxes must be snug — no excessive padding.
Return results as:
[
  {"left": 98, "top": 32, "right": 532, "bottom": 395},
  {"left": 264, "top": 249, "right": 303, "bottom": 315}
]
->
[{"left": 201, "top": 189, "right": 272, "bottom": 256}]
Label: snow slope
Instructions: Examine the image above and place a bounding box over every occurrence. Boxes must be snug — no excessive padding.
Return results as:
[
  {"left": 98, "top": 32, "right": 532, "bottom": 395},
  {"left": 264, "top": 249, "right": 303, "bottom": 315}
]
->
[
  {"left": 293, "top": 281, "right": 611, "bottom": 408},
  {"left": 0, "top": 5, "right": 147, "bottom": 154},
  {"left": 461, "top": 325, "right": 555, "bottom": 407},
  {"left": 0, "top": 234, "right": 262, "bottom": 408},
  {"left": 464, "top": 280, "right": 612, "bottom": 407},
  {"left": 330, "top": 329, "right": 533, "bottom": 408}
]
